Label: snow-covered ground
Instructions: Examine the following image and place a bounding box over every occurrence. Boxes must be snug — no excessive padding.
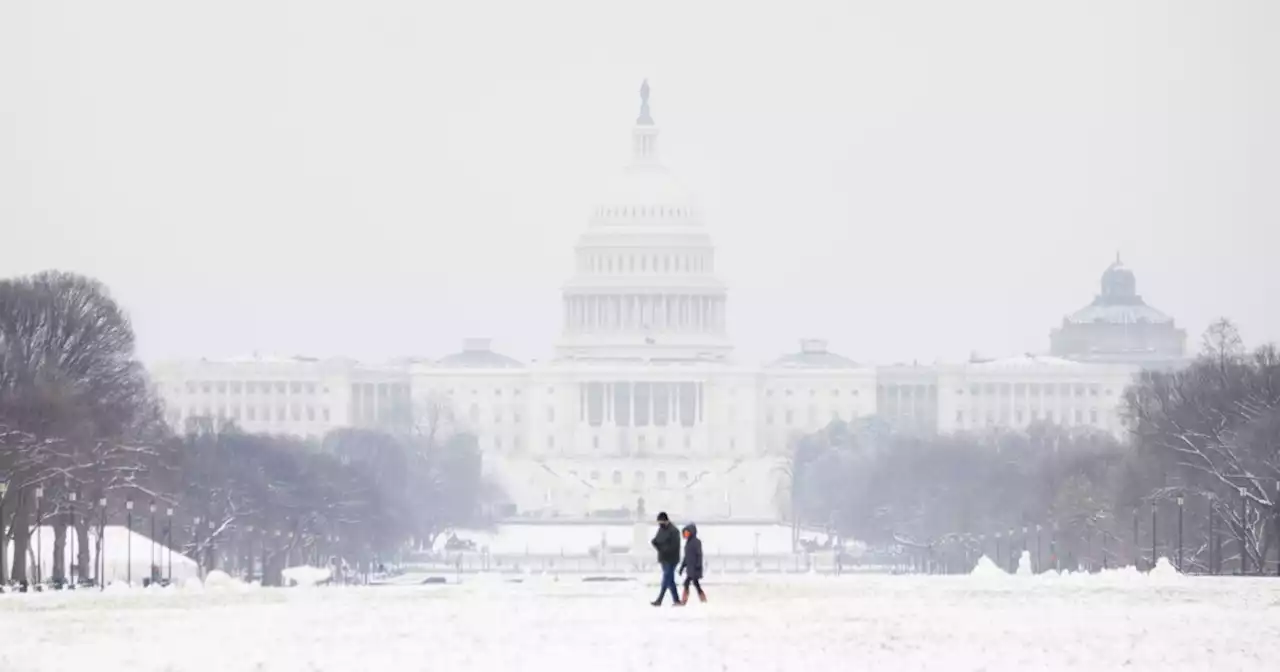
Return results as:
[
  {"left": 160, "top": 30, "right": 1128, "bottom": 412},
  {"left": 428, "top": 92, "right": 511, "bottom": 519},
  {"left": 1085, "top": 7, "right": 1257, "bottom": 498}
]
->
[{"left": 3, "top": 568, "right": 1278, "bottom": 671}]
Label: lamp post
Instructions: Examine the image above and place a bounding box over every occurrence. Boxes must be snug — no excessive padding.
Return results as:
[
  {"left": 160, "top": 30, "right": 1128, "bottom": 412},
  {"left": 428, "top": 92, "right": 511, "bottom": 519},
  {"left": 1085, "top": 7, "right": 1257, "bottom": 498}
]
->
[
  {"left": 97, "top": 496, "right": 107, "bottom": 589},
  {"left": 994, "top": 532, "right": 1002, "bottom": 571},
  {"left": 125, "top": 498, "right": 134, "bottom": 585},
  {"left": 1132, "top": 508, "right": 1140, "bottom": 570},
  {"left": 1209, "top": 505, "right": 1217, "bottom": 574},
  {"left": 68, "top": 490, "right": 77, "bottom": 586},
  {"left": 1052, "top": 522, "right": 1059, "bottom": 572},
  {"left": 208, "top": 520, "right": 216, "bottom": 572},
  {"left": 1275, "top": 482, "right": 1280, "bottom": 577},
  {"left": 193, "top": 516, "right": 202, "bottom": 578},
  {"left": 1035, "top": 525, "right": 1043, "bottom": 574},
  {"left": 1238, "top": 487, "right": 1248, "bottom": 575},
  {"left": 246, "top": 525, "right": 255, "bottom": 582},
  {"left": 166, "top": 507, "right": 173, "bottom": 584},
  {"left": 1008, "top": 529, "right": 1015, "bottom": 570},
  {"left": 1151, "top": 501, "right": 1158, "bottom": 571},
  {"left": 0, "top": 480, "right": 8, "bottom": 586},
  {"left": 35, "top": 486, "right": 43, "bottom": 586},
  {"left": 1176, "top": 495, "right": 1184, "bottom": 573},
  {"left": 149, "top": 501, "right": 156, "bottom": 583}
]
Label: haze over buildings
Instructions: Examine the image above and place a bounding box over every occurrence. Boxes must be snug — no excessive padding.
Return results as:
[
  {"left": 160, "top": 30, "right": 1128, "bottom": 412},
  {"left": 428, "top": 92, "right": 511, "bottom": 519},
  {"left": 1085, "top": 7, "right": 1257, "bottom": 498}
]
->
[
  {"left": 2, "top": 1, "right": 1276, "bottom": 369},
  {"left": 150, "top": 85, "right": 1187, "bottom": 520}
]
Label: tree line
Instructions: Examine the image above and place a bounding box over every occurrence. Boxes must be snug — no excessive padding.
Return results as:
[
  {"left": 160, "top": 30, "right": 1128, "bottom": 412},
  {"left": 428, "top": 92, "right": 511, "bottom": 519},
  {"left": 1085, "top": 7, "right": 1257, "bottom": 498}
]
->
[
  {"left": 1, "top": 271, "right": 488, "bottom": 587},
  {"left": 786, "top": 320, "right": 1280, "bottom": 575}
]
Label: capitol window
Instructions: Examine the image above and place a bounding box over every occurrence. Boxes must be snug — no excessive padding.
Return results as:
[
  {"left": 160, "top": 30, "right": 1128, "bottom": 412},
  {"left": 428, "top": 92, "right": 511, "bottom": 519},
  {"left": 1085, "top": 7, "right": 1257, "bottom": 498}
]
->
[
  {"left": 230, "top": 382, "right": 242, "bottom": 394},
  {"left": 592, "top": 436, "right": 600, "bottom": 450},
  {"left": 657, "top": 471, "right": 667, "bottom": 486},
  {"left": 590, "top": 470, "right": 600, "bottom": 481},
  {"left": 612, "top": 471, "right": 622, "bottom": 485},
  {"left": 546, "top": 436, "right": 555, "bottom": 449}
]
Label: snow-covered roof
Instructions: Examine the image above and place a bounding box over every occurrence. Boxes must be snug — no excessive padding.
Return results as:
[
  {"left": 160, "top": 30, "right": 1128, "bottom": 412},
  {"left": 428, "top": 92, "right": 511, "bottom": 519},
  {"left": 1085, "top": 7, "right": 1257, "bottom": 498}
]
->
[
  {"left": 435, "top": 338, "right": 525, "bottom": 369},
  {"left": 769, "top": 339, "right": 859, "bottom": 370},
  {"left": 1064, "top": 302, "right": 1174, "bottom": 326},
  {"left": 969, "top": 354, "right": 1083, "bottom": 370}
]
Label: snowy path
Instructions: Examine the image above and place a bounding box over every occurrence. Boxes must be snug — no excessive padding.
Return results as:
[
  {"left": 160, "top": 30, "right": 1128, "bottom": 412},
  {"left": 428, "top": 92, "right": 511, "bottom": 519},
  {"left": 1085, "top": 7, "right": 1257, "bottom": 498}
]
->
[{"left": 2, "top": 574, "right": 1277, "bottom": 671}]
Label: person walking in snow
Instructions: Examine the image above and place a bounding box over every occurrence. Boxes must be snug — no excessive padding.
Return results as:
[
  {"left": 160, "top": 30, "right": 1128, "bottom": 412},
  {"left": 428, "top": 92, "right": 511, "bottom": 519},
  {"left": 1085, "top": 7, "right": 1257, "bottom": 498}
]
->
[
  {"left": 678, "top": 523, "right": 706, "bottom": 604},
  {"left": 650, "top": 511, "right": 682, "bottom": 607}
]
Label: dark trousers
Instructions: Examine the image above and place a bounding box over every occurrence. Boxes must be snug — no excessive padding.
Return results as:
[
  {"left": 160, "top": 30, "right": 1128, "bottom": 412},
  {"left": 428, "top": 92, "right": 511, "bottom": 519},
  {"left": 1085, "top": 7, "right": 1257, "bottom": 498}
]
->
[
  {"left": 657, "top": 563, "right": 679, "bottom": 603},
  {"left": 682, "top": 577, "right": 703, "bottom": 594}
]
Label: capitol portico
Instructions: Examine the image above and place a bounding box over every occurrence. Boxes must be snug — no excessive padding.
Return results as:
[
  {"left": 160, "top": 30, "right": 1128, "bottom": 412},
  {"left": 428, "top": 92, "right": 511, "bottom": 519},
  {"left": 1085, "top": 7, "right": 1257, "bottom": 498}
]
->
[{"left": 148, "top": 82, "right": 1188, "bottom": 522}]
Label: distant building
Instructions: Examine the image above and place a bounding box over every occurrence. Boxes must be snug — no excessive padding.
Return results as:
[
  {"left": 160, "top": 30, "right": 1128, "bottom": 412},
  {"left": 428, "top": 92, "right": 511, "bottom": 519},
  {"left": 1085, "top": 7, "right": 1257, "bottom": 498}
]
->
[
  {"left": 149, "top": 83, "right": 1187, "bottom": 521},
  {"left": 1050, "top": 256, "right": 1187, "bottom": 367}
]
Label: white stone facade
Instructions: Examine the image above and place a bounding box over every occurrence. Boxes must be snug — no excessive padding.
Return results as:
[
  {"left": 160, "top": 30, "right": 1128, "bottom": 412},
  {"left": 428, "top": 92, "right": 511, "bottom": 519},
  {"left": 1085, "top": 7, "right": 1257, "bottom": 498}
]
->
[{"left": 148, "top": 84, "right": 1163, "bottom": 522}]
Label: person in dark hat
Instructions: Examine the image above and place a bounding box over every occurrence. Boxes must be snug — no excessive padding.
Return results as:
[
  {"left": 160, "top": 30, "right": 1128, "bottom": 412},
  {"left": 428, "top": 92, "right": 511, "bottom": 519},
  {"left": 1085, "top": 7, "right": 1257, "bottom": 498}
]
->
[{"left": 650, "top": 511, "right": 682, "bottom": 607}]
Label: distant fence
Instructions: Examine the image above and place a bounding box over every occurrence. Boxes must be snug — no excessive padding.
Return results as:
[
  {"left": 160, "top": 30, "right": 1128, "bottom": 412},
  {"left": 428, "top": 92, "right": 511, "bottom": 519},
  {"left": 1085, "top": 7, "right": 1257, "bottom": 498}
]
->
[{"left": 409, "top": 551, "right": 865, "bottom": 575}]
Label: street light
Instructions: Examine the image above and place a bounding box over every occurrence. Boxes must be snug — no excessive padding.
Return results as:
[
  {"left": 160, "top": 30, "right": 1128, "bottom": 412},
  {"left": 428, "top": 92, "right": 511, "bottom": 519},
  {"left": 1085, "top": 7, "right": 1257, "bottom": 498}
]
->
[
  {"left": 149, "top": 501, "right": 156, "bottom": 583},
  {"left": 0, "top": 480, "right": 8, "bottom": 586},
  {"left": 166, "top": 507, "right": 174, "bottom": 584},
  {"left": 1035, "top": 524, "right": 1043, "bottom": 574},
  {"left": 1238, "top": 487, "right": 1248, "bottom": 575},
  {"left": 97, "top": 496, "right": 107, "bottom": 590},
  {"left": 34, "top": 486, "right": 43, "bottom": 586},
  {"left": 1150, "top": 501, "right": 1158, "bottom": 572},
  {"left": 193, "top": 516, "right": 202, "bottom": 578},
  {"left": 68, "top": 490, "right": 77, "bottom": 586},
  {"left": 125, "top": 498, "right": 134, "bottom": 585},
  {"left": 1176, "top": 495, "right": 1184, "bottom": 573}
]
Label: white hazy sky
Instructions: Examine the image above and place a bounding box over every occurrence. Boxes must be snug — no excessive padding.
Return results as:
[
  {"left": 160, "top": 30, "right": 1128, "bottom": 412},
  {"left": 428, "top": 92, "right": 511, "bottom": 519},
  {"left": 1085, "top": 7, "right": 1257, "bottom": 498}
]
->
[{"left": 2, "top": 0, "right": 1277, "bottom": 366}]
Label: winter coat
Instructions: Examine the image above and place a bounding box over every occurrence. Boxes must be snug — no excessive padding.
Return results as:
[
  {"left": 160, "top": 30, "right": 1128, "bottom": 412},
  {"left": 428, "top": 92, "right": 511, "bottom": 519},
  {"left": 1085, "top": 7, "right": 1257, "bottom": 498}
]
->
[
  {"left": 651, "top": 522, "right": 681, "bottom": 565},
  {"left": 679, "top": 523, "right": 704, "bottom": 580}
]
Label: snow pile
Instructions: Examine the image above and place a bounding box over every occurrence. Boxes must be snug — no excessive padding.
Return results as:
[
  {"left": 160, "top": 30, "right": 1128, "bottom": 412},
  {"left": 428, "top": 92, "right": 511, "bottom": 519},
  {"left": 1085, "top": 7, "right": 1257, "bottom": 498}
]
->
[
  {"left": 1015, "top": 551, "right": 1033, "bottom": 576},
  {"left": 1148, "top": 557, "right": 1180, "bottom": 579},
  {"left": 203, "top": 570, "right": 254, "bottom": 592},
  {"left": 969, "top": 555, "right": 1007, "bottom": 577},
  {"left": 282, "top": 565, "right": 332, "bottom": 587}
]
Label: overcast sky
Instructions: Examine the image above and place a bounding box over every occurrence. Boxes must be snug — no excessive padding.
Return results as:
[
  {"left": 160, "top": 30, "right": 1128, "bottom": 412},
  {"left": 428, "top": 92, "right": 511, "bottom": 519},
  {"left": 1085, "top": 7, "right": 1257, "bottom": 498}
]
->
[{"left": 2, "top": 0, "right": 1276, "bottom": 366}]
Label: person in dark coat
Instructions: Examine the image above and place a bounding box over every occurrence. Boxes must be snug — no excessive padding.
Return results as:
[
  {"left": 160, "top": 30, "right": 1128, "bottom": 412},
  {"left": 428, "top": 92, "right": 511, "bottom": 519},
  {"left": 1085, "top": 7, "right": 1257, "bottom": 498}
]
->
[
  {"left": 678, "top": 523, "right": 706, "bottom": 604},
  {"left": 650, "top": 511, "right": 682, "bottom": 606}
]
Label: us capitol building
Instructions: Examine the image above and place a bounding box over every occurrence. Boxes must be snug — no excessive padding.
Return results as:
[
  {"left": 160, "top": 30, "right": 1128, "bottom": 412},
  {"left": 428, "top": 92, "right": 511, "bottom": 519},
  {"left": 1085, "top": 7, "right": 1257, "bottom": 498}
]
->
[{"left": 149, "top": 83, "right": 1187, "bottom": 522}]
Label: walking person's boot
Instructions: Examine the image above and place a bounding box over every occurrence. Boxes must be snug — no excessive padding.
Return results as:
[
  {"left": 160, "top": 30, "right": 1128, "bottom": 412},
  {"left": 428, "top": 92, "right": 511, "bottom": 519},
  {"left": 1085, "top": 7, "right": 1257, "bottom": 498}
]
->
[
  {"left": 697, "top": 589, "right": 707, "bottom": 603},
  {"left": 679, "top": 586, "right": 689, "bottom": 605}
]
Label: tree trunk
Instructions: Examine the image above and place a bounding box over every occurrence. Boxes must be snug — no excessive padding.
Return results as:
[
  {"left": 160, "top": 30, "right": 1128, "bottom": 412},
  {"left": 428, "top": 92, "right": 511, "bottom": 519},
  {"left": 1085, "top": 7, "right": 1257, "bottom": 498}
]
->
[
  {"left": 76, "top": 519, "right": 91, "bottom": 582},
  {"left": 52, "top": 517, "right": 67, "bottom": 583},
  {"left": 9, "top": 490, "right": 30, "bottom": 584}
]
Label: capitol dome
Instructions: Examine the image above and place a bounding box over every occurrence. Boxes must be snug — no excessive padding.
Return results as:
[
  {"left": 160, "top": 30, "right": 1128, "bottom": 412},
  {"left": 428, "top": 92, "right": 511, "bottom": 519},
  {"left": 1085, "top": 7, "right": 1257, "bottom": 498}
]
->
[
  {"left": 587, "top": 79, "right": 702, "bottom": 229},
  {"left": 556, "top": 81, "right": 731, "bottom": 362}
]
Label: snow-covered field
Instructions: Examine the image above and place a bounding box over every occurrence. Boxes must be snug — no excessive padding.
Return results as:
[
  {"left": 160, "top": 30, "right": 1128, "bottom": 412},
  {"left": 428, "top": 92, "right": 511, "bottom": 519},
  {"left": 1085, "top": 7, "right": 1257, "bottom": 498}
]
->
[{"left": 3, "top": 568, "right": 1278, "bottom": 671}]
